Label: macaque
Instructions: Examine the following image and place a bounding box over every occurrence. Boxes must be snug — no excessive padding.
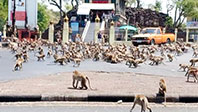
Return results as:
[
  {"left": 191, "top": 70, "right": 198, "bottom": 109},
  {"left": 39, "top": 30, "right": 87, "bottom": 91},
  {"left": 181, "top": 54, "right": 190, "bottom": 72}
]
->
[
  {"left": 158, "top": 79, "right": 167, "bottom": 105},
  {"left": 72, "top": 70, "right": 94, "bottom": 90},
  {"left": 130, "top": 95, "right": 152, "bottom": 112},
  {"left": 13, "top": 58, "right": 24, "bottom": 71}
]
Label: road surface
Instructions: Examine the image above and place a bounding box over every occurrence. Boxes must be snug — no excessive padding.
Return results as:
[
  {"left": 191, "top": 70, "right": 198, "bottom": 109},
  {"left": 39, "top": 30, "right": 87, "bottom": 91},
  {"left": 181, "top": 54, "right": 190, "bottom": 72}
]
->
[{"left": 0, "top": 102, "right": 197, "bottom": 112}]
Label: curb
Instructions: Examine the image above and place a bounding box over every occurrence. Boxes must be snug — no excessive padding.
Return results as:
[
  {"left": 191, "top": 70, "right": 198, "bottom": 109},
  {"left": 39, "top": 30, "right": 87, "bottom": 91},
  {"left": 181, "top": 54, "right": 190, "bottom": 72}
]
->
[
  {"left": 0, "top": 95, "right": 41, "bottom": 102},
  {"left": 0, "top": 94, "right": 197, "bottom": 103}
]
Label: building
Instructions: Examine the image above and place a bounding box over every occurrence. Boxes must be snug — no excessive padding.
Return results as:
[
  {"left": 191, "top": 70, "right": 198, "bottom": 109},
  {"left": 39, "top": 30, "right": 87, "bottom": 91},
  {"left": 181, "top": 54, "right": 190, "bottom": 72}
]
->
[
  {"left": 186, "top": 17, "right": 198, "bottom": 42},
  {"left": 80, "top": 0, "right": 127, "bottom": 23}
]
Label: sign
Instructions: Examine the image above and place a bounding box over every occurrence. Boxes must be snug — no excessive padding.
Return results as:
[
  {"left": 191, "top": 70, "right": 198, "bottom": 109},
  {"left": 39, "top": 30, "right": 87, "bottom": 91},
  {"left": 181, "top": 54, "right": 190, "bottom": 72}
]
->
[
  {"left": 92, "top": 0, "right": 109, "bottom": 3},
  {"left": 186, "top": 21, "right": 198, "bottom": 27},
  {"left": 71, "top": 22, "right": 79, "bottom": 32}
]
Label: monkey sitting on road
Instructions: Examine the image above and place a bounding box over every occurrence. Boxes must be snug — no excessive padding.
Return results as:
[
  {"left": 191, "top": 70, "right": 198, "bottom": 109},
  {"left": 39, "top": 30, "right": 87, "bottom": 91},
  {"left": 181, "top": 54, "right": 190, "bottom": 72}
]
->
[
  {"left": 73, "top": 58, "right": 81, "bottom": 67},
  {"left": 72, "top": 70, "right": 94, "bottom": 90},
  {"left": 47, "top": 49, "right": 52, "bottom": 57},
  {"left": 167, "top": 53, "right": 175, "bottom": 62},
  {"left": 13, "top": 58, "right": 24, "bottom": 71},
  {"left": 37, "top": 53, "right": 45, "bottom": 61},
  {"left": 158, "top": 78, "right": 167, "bottom": 105},
  {"left": 130, "top": 95, "right": 152, "bottom": 112}
]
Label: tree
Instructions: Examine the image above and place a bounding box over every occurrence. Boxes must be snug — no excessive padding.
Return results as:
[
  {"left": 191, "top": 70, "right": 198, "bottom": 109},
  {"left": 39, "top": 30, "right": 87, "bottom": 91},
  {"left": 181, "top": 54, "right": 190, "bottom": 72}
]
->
[
  {"left": 48, "top": 0, "right": 66, "bottom": 25},
  {"left": 148, "top": 0, "right": 162, "bottom": 12},
  {"left": 0, "top": 0, "right": 8, "bottom": 31},
  {"left": 166, "top": 0, "right": 174, "bottom": 15},
  {"left": 38, "top": 3, "right": 50, "bottom": 32},
  {"left": 125, "top": 0, "right": 142, "bottom": 8},
  {"left": 173, "top": 0, "right": 198, "bottom": 28}
]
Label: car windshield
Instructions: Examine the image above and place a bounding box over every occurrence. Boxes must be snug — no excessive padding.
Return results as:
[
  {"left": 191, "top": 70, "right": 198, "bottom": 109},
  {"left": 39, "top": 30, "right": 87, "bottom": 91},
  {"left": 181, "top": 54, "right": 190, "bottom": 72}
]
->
[{"left": 141, "top": 29, "right": 156, "bottom": 34}]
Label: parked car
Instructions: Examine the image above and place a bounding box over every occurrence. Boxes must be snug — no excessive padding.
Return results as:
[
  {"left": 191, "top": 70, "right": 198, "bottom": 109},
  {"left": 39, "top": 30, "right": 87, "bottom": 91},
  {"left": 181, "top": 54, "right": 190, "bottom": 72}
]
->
[{"left": 131, "top": 27, "right": 175, "bottom": 46}]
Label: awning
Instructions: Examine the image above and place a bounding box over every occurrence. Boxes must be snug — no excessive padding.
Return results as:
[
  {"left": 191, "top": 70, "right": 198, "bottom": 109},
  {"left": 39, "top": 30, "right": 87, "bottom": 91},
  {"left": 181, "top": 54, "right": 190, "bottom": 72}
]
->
[{"left": 77, "top": 3, "right": 115, "bottom": 15}]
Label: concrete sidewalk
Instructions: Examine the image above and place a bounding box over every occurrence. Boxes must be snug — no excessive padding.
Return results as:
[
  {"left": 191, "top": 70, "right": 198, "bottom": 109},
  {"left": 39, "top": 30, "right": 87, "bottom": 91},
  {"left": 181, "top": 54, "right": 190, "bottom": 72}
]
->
[{"left": 0, "top": 71, "right": 197, "bottom": 102}]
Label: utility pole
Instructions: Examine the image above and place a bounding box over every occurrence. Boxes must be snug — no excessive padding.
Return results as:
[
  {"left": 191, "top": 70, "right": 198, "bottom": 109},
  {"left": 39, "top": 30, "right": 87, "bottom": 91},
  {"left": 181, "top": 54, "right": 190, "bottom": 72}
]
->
[{"left": 12, "top": 0, "right": 16, "bottom": 36}]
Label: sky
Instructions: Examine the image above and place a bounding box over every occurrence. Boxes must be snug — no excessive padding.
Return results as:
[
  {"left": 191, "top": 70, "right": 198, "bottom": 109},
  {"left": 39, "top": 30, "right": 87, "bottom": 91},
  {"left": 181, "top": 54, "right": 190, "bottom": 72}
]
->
[{"left": 38, "top": 0, "right": 175, "bottom": 18}]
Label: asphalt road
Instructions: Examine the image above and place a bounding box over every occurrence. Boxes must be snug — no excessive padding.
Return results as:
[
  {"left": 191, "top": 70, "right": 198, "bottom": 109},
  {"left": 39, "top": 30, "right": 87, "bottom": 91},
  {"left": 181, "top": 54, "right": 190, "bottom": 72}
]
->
[
  {"left": 0, "top": 102, "right": 197, "bottom": 112},
  {"left": 0, "top": 45, "right": 194, "bottom": 81}
]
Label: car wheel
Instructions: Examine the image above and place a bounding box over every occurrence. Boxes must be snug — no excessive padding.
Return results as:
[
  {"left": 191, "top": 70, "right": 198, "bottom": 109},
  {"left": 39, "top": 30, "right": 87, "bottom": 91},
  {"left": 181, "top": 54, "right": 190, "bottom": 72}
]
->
[
  {"left": 166, "top": 38, "right": 171, "bottom": 44},
  {"left": 150, "top": 39, "right": 155, "bottom": 45}
]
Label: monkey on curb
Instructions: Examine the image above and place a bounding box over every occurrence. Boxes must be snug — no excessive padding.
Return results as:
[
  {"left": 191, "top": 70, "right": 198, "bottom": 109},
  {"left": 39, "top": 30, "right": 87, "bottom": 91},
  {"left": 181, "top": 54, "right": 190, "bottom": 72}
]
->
[
  {"left": 130, "top": 95, "right": 152, "bottom": 112},
  {"left": 158, "top": 78, "right": 167, "bottom": 105}
]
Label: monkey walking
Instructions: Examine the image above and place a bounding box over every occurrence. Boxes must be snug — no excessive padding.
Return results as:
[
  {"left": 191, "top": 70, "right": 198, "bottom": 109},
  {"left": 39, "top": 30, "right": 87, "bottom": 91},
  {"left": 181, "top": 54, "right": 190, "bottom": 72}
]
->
[
  {"left": 189, "top": 58, "right": 198, "bottom": 66},
  {"left": 158, "top": 79, "right": 167, "bottom": 106},
  {"left": 72, "top": 70, "right": 95, "bottom": 90},
  {"left": 178, "top": 64, "right": 189, "bottom": 72},
  {"left": 186, "top": 69, "right": 198, "bottom": 83},
  {"left": 130, "top": 95, "right": 152, "bottom": 112}
]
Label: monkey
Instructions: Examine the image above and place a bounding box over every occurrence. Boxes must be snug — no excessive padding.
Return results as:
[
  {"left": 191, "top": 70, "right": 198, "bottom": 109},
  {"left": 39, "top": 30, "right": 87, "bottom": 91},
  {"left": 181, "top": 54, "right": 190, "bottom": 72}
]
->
[
  {"left": 54, "top": 57, "right": 67, "bottom": 65},
  {"left": 47, "top": 49, "right": 52, "bottom": 57},
  {"left": 126, "top": 58, "right": 138, "bottom": 68},
  {"left": 37, "top": 54, "right": 45, "bottom": 61},
  {"left": 13, "top": 58, "right": 24, "bottom": 71},
  {"left": 72, "top": 70, "right": 94, "bottom": 90},
  {"left": 93, "top": 52, "right": 100, "bottom": 61},
  {"left": 15, "top": 53, "right": 22, "bottom": 60},
  {"left": 22, "top": 51, "right": 29, "bottom": 62},
  {"left": 130, "top": 95, "right": 152, "bottom": 112},
  {"left": 192, "top": 50, "right": 198, "bottom": 58},
  {"left": 158, "top": 78, "right": 167, "bottom": 105},
  {"left": 73, "top": 58, "right": 81, "bottom": 67},
  {"left": 167, "top": 53, "right": 174, "bottom": 62},
  {"left": 149, "top": 56, "right": 164, "bottom": 66},
  {"left": 185, "top": 66, "right": 198, "bottom": 76},
  {"left": 190, "top": 58, "right": 198, "bottom": 66},
  {"left": 186, "top": 69, "right": 198, "bottom": 82},
  {"left": 178, "top": 64, "right": 189, "bottom": 72}
]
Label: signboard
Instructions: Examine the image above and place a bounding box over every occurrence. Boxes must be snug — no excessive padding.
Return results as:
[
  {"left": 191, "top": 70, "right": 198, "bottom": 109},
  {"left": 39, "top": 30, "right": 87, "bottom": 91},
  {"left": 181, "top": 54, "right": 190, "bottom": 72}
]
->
[
  {"left": 92, "top": 0, "right": 109, "bottom": 3},
  {"left": 71, "top": 22, "right": 79, "bottom": 32},
  {"left": 186, "top": 21, "right": 198, "bottom": 27},
  {"left": 70, "top": 22, "right": 79, "bottom": 41}
]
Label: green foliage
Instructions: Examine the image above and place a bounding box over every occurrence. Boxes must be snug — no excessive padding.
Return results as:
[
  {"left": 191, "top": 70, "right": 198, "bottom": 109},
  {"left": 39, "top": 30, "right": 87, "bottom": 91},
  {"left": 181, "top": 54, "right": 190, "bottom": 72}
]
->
[
  {"left": 148, "top": 0, "right": 162, "bottom": 12},
  {"left": 38, "top": 3, "right": 50, "bottom": 32},
  {"left": 0, "top": 0, "right": 8, "bottom": 31},
  {"left": 165, "top": 16, "right": 173, "bottom": 27},
  {"left": 65, "top": 3, "right": 72, "bottom": 12},
  {"left": 173, "top": 0, "right": 198, "bottom": 28},
  {"left": 154, "top": 0, "right": 162, "bottom": 12}
]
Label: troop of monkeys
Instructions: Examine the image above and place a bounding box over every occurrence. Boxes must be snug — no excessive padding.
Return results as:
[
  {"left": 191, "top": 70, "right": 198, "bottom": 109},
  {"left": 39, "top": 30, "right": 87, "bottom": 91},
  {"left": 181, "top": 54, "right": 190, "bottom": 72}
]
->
[{"left": 2, "top": 37, "right": 198, "bottom": 112}]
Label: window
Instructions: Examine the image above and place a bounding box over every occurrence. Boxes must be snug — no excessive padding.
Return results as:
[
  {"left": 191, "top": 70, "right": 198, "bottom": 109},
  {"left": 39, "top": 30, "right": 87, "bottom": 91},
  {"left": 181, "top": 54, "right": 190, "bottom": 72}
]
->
[
  {"left": 85, "top": 0, "right": 89, "bottom": 3},
  {"left": 157, "top": 29, "right": 161, "bottom": 34},
  {"left": 192, "top": 18, "right": 198, "bottom": 21},
  {"left": 111, "top": 0, "right": 116, "bottom": 3}
]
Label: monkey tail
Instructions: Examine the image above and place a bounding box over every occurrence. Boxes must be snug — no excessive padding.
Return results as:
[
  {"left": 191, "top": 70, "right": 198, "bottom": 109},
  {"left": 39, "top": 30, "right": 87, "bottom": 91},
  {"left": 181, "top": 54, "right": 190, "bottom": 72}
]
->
[
  {"left": 164, "top": 92, "right": 166, "bottom": 107},
  {"left": 86, "top": 77, "right": 96, "bottom": 90}
]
